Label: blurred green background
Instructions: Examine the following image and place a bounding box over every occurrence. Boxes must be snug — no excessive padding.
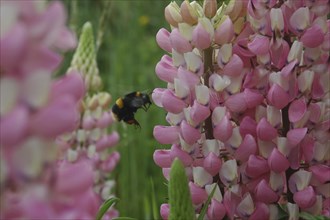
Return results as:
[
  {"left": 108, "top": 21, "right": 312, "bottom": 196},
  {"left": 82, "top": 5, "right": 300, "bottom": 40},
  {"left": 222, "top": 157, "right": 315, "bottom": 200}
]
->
[{"left": 60, "top": 0, "right": 176, "bottom": 219}]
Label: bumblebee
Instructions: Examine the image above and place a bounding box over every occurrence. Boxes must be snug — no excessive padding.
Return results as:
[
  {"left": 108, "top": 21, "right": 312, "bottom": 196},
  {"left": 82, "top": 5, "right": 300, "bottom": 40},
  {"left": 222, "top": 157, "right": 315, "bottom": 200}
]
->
[{"left": 111, "top": 91, "right": 152, "bottom": 128}]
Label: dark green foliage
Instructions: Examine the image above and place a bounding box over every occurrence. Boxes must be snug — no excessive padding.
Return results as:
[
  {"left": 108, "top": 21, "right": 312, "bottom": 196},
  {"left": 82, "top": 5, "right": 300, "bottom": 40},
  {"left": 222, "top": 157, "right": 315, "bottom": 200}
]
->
[
  {"left": 169, "top": 158, "right": 195, "bottom": 220},
  {"left": 96, "top": 197, "right": 119, "bottom": 220}
]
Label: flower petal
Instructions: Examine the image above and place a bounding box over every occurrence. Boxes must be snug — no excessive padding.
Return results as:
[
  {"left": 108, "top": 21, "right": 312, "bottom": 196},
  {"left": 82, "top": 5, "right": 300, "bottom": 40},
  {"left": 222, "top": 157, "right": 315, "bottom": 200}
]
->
[
  {"left": 153, "top": 125, "right": 179, "bottom": 144},
  {"left": 153, "top": 150, "right": 172, "bottom": 168},
  {"left": 267, "top": 84, "right": 290, "bottom": 109},
  {"left": 203, "top": 152, "right": 222, "bottom": 176},
  {"left": 287, "top": 127, "right": 308, "bottom": 146},
  {"left": 293, "top": 186, "right": 316, "bottom": 209},
  {"left": 189, "top": 182, "right": 208, "bottom": 205},
  {"left": 301, "top": 24, "right": 324, "bottom": 48},
  {"left": 268, "top": 148, "right": 290, "bottom": 173},
  {"left": 235, "top": 134, "right": 257, "bottom": 163},
  {"left": 289, "top": 99, "right": 307, "bottom": 123},
  {"left": 156, "top": 28, "right": 172, "bottom": 52},
  {"left": 256, "top": 118, "right": 278, "bottom": 141},
  {"left": 255, "top": 179, "right": 279, "bottom": 203}
]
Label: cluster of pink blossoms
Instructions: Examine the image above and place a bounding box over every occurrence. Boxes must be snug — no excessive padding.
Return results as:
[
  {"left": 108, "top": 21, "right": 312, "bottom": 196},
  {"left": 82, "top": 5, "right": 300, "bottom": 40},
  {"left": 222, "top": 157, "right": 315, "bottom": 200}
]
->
[
  {"left": 57, "top": 21, "right": 120, "bottom": 219},
  {"left": 0, "top": 1, "right": 118, "bottom": 219},
  {"left": 153, "top": 0, "right": 329, "bottom": 219}
]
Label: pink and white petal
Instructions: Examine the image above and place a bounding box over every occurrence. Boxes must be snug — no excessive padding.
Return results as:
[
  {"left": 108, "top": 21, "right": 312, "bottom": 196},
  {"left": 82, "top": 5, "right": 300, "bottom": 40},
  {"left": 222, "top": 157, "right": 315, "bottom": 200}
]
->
[
  {"left": 155, "top": 56, "right": 178, "bottom": 83},
  {"left": 0, "top": 106, "right": 29, "bottom": 147},
  {"left": 207, "top": 199, "right": 226, "bottom": 220},
  {"left": 287, "top": 127, "right": 308, "bottom": 146},
  {"left": 170, "top": 28, "right": 192, "bottom": 53},
  {"left": 214, "top": 16, "right": 234, "bottom": 45},
  {"left": 223, "top": 54, "right": 244, "bottom": 77},
  {"left": 289, "top": 170, "right": 312, "bottom": 193},
  {"left": 308, "top": 103, "right": 321, "bottom": 123},
  {"left": 236, "top": 193, "right": 255, "bottom": 218},
  {"left": 219, "top": 159, "right": 238, "bottom": 186},
  {"left": 153, "top": 150, "right": 172, "bottom": 168},
  {"left": 22, "top": 46, "right": 62, "bottom": 74},
  {"left": 161, "top": 89, "right": 187, "bottom": 114},
  {"left": 300, "top": 135, "right": 315, "bottom": 163},
  {"left": 249, "top": 202, "right": 269, "bottom": 220},
  {"left": 213, "top": 116, "right": 233, "bottom": 142},
  {"left": 203, "top": 152, "right": 222, "bottom": 176},
  {"left": 30, "top": 96, "right": 79, "bottom": 138},
  {"left": 245, "top": 155, "right": 269, "bottom": 178},
  {"left": 153, "top": 125, "right": 179, "bottom": 144},
  {"left": 95, "top": 132, "right": 119, "bottom": 152},
  {"left": 289, "top": 7, "right": 310, "bottom": 32},
  {"left": 160, "top": 203, "right": 169, "bottom": 220},
  {"left": 244, "top": 89, "right": 264, "bottom": 109},
  {"left": 51, "top": 70, "right": 85, "bottom": 102},
  {"left": 289, "top": 99, "right": 307, "bottom": 123},
  {"left": 189, "top": 182, "right": 208, "bottom": 205},
  {"left": 301, "top": 24, "right": 325, "bottom": 48},
  {"left": 55, "top": 160, "right": 94, "bottom": 196},
  {"left": 235, "top": 134, "right": 257, "bottom": 163},
  {"left": 53, "top": 28, "right": 77, "bottom": 51},
  {"left": 152, "top": 88, "right": 165, "bottom": 107},
  {"left": 180, "top": 120, "right": 201, "bottom": 145},
  {"left": 267, "top": 84, "right": 290, "bottom": 109},
  {"left": 247, "top": 35, "right": 270, "bottom": 55},
  {"left": 0, "top": 77, "right": 19, "bottom": 116},
  {"left": 0, "top": 24, "right": 27, "bottom": 73},
  {"left": 225, "top": 92, "right": 247, "bottom": 113},
  {"left": 293, "top": 186, "right": 316, "bottom": 209},
  {"left": 192, "top": 20, "right": 212, "bottom": 50},
  {"left": 255, "top": 179, "right": 279, "bottom": 203},
  {"left": 190, "top": 101, "right": 210, "bottom": 124},
  {"left": 239, "top": 116, "right": 257, "bottom": 137},
  {"left": 256, "top": 118, "right": 278, "bottom": 141},
  {"left": 156, "top": 28, "right": 172, "bottom": 52},
  {"left": 268, "top": 148, "right": 290, "bottom": 173},
  {"left": 177, "top": 67, "right": 200, "bottom": 88},
  {"left": 309, "top": 165, "right": 330, "bottom": 184},
  {"left": 170, "top": 144, "right": 193, "bottom": 166},
  {"left": 193, "top": 166, "right": 213, "bottom": 187},
  {"left": 311, "top": 73, "right": 325, "bottom": 99},
  {"left": 281, "top": 60, "right": 297, "bottom": 77}
]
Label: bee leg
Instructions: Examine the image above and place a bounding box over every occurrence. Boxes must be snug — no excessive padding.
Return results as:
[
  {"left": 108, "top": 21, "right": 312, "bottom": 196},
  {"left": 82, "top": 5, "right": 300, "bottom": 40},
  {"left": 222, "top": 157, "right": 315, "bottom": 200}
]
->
[{"left": 123, "top": 115, "right": 141, "bottom": 129}]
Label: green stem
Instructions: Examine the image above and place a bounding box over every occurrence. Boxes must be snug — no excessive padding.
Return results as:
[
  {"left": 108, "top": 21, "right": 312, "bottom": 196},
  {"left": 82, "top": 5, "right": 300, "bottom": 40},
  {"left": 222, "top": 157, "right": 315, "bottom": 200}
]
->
[
  {"left": 282, "top": 104, "right": 294, "bottom": 203},
  {"left": 203, "top": 47, "right": 214, "bottom": 140}
]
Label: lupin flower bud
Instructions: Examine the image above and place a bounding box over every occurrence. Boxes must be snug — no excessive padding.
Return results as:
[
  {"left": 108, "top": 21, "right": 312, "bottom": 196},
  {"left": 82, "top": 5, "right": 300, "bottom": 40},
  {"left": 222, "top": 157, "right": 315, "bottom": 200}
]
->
[
  {"left": 203, "top": 0, "right": 217, "bottom": 18},
  {"left": 69, "top": 22, "right": 102, "bottom": 92},
  {"left": 180, "top": 0, "right": 199, "bottom": 25},
  {"left": 165, "top": 2, "right": 183, "bottom": 27}
]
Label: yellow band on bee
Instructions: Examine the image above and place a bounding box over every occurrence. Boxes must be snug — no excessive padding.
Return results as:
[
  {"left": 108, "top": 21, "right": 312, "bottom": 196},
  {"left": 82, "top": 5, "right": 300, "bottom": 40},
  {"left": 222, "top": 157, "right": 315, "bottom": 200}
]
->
[
  {"left": 136, "top": 91, "right": 141, "bottom": 96},
  {"left": 115, "top": 98, "right": 124, "bottom": 108}
]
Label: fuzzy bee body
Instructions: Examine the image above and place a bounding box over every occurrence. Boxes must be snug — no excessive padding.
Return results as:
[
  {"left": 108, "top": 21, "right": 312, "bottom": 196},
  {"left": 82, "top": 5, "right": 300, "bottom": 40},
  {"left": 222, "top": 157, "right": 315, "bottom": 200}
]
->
[{"left": 111, "top": 91, "right": 152, "bottom": 128}]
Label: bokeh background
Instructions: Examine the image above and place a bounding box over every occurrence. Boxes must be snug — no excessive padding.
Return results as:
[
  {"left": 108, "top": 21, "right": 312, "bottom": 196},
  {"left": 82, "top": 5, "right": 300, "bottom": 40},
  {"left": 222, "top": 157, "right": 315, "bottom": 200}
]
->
[{"left": 60, "top": 0, "right": 180, "bottom": 219}]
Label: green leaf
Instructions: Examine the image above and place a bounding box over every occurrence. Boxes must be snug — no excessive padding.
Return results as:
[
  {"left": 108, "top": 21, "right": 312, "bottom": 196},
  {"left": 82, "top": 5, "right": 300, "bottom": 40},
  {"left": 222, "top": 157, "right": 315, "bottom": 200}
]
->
[
  {"left": 169, "top": 158, "right": 195, "bottom": 220},
  {"left": 299, "top": 212, "right": 330, "bottom": 220},
  {"left": 197, "top": 183, "right": 217, "bottom": 220},
  {"left": 112, "top": 217, "right": 137, "bottom": 220},
  {"left": 277, "top": 204, "right": 288, "bottom": 220},
  {"left": 96, "top": 197, "right": 119, "bottom": 220},
  {"left": 150, "top": 178, "right": 159, "bottom": 220}
]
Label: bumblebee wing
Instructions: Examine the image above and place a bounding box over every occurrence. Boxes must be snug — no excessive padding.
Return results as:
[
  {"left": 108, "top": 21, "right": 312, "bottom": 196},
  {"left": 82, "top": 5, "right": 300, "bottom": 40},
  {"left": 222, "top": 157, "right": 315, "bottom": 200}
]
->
[{"left": 126, "top": 98, "right": 145, "bottom": 108}]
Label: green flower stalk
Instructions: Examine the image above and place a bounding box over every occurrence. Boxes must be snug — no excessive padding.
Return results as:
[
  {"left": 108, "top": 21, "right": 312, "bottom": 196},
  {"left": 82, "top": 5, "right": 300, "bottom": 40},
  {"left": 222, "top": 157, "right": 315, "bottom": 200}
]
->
[
  {"left": 169, "top": 158, "right": 195, "bottom": 220},
  {"left": 69, "top": 22, "right": 102, "bottom": 92}
]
